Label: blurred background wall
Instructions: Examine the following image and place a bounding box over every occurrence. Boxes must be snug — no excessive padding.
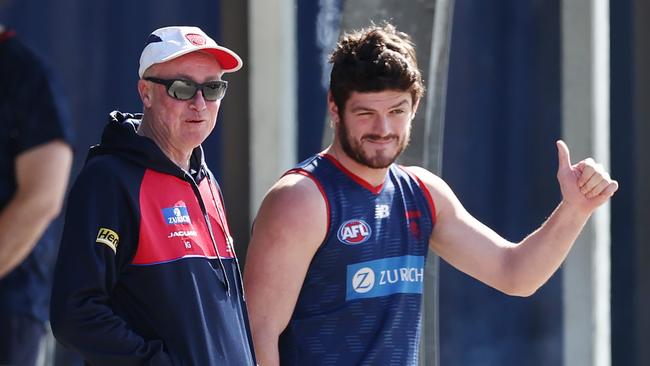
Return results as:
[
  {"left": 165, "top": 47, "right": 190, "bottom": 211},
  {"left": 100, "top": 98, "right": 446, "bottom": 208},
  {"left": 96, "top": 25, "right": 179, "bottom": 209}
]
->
[{"left": 1, "top": 0, "right": 647, "bottom": 365}]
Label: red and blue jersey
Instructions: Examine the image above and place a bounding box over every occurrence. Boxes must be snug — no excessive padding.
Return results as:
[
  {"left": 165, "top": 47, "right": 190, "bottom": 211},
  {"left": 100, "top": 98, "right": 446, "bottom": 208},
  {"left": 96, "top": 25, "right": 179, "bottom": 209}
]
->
[
  {"left": 51, "top": 112, "right": 255, "bottom": 366},
  {"left": 279, "top": 154, "right": 436, "bottom": 366}
]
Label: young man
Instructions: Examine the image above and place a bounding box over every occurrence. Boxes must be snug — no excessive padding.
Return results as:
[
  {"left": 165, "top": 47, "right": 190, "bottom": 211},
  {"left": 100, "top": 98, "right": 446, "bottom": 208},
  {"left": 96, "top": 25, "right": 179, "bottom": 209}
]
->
[
  {"left": 244, "top": 23, "right": 618, "bottom": 365},
  {"left": 51, "top": 26, "right": 256, "bottom": 365},
  {"left": 0, "top": 25, "right": 73, "bottom": 366}
]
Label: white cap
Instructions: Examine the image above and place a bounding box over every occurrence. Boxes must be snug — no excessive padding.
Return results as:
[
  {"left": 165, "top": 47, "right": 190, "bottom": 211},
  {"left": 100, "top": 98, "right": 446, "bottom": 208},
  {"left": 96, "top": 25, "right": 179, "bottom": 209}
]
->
[{"left": 138, "top": 26, "right": 243, "bottom": 77}]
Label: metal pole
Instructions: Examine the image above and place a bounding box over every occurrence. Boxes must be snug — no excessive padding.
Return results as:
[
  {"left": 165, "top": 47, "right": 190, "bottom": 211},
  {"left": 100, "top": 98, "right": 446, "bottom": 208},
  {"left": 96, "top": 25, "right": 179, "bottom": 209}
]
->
[
  {"left": 561, "top": 0, "right": 611, "bottom": 364},
  {"left": 421, "top": 1, "right": 454, "bottom": 365}
]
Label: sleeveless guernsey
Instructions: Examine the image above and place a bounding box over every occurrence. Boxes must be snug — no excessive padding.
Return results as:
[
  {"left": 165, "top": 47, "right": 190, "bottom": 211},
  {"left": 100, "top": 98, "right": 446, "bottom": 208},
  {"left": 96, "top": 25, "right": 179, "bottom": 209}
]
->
[{"left": 279, "top": 154, "right": 436, "bottom": 366}]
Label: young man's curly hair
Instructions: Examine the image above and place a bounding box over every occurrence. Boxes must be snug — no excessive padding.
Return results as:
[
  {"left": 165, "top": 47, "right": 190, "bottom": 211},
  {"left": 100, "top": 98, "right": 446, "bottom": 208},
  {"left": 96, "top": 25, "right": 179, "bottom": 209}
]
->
[{"left": 329, "top": 23, "right": 425, "bottom": 114}]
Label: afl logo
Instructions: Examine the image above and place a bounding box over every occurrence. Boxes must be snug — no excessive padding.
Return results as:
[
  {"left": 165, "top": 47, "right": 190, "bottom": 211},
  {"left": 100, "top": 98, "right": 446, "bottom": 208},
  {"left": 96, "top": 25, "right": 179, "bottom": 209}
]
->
[{"left": 337, "top": 219, "right": 372, "bottom": 245}]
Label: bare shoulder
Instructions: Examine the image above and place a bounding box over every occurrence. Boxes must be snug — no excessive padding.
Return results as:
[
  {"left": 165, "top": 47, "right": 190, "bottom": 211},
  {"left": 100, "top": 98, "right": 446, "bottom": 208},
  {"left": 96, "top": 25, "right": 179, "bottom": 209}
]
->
[
  {"left": 401, "top": 165, "right": 462, "bottom": 220},
  {"left": 402, "top": 166, "right": 453, "bottom": 198},
  {"left": 245, "top": 172, "right": 329, "bottom": 348},
  {"left": 259, "top": 172, "right": 326, "bottom": 220},
  {"left": 251, "top": 172, "right": 328, "bottom": 249}
]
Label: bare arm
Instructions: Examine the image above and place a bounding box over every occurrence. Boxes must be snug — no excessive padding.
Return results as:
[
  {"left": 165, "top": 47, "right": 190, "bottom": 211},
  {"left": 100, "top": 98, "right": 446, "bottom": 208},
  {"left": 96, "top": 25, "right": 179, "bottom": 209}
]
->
[
  {"left": 0, "top": 140, "right": 72, "bottom": 278},
  {"left": 419, "top": 140, "right": 617, "bottom": 296},
  {"left": 244, "top": 174, "right": 327, "bottom": 366}
]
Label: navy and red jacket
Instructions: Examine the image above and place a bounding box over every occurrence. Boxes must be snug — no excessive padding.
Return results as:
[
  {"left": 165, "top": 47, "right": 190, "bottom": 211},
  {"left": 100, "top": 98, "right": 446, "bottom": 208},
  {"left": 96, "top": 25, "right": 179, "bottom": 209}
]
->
[{"left": 51, "top": 111, "right": 256, "bottom": 366}]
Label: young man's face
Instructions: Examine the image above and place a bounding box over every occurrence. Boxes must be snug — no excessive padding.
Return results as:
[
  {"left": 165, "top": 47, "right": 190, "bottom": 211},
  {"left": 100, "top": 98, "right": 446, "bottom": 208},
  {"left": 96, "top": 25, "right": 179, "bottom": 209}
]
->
[{"left": 331, "top": 89, "right": 418, "bottom": 169}]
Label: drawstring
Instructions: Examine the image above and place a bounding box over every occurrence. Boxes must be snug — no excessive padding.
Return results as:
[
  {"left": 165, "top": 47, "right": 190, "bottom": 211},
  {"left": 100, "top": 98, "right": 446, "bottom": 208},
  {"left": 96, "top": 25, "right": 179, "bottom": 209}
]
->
[
  {"left": 203, "top": 211, "right": 231, "bottom": 296},
  {"left": 205, "top": 170, "right": 247, "bottom": 300},
  {"left": 186, "top": 171, "right": 231, "bottom": 296}
]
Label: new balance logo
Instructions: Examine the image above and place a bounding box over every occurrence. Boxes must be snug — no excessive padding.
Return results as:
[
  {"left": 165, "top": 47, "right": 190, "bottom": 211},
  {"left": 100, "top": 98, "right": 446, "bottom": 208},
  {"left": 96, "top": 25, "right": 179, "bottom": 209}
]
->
[{"left": 375, "top": 204, "right": 390, "bottom": 219}]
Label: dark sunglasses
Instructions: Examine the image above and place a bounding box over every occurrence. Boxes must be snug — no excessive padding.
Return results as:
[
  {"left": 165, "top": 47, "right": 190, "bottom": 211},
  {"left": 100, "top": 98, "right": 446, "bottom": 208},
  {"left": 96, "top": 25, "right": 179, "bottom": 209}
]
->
[{"left": 144, "top": 77, "right": 228, "bottom": 101}]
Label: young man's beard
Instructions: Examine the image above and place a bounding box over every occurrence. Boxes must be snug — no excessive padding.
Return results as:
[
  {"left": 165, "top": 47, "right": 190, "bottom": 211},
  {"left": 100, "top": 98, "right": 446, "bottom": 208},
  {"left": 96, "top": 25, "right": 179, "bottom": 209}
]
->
[{"left": 336, "top": 117, "right": 411, "bottom": 169}]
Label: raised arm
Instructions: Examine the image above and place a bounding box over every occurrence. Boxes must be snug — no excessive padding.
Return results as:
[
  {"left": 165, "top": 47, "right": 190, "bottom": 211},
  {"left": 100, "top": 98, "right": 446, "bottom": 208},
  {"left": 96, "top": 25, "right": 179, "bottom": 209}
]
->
[
  {"left": 418, "top": 140, "right": 617, "bottom": 296},
  {"left": 244, "top": 173, "right": 327, "bottom": 366}
]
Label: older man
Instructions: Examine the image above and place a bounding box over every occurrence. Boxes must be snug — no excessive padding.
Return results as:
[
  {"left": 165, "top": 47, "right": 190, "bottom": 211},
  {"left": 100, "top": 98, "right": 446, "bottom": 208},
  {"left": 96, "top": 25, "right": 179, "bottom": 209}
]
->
[{"left": 51, "top": 26, "right": 256, "bottom": 365}]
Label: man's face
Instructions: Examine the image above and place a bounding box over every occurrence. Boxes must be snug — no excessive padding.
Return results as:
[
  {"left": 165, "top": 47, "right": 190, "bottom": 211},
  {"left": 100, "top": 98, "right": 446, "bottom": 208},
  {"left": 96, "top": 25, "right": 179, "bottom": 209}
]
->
[
  {"left": 331, "top": 90, "right": 417, "bottom": 169},
  {"left": 139, "top": 51, "right": 224, "bottom": 154}
]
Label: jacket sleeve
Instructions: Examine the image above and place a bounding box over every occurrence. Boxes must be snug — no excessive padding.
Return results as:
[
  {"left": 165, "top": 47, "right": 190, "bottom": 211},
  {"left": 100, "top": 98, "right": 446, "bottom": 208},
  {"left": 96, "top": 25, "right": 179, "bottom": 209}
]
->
[{"left": 50, "top": 159, "right": 173, "bottom": 366}]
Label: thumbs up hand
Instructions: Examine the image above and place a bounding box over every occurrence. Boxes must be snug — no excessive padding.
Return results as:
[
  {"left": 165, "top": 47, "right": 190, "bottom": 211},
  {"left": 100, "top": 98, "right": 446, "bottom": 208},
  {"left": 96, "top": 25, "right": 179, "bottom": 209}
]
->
[{"left": 556, "top": 140, "right": 618, "bottom": 214}]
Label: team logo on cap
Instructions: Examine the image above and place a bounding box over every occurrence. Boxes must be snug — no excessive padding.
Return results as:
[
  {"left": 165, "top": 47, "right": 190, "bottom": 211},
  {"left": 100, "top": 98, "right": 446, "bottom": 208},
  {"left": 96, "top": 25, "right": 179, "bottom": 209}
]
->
[
  {"left": 337, "top": 219, "right": 372, "bottom": 245},
  {"left": 186, "top": 33, "right": 206, "bottom": 46}
]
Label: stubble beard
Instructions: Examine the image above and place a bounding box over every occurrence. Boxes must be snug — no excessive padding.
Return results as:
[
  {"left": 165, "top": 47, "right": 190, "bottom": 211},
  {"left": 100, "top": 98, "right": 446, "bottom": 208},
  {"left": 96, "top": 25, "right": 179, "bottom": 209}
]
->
[{"left": 336, "top": 117, "right": 411, "bottom": 169}]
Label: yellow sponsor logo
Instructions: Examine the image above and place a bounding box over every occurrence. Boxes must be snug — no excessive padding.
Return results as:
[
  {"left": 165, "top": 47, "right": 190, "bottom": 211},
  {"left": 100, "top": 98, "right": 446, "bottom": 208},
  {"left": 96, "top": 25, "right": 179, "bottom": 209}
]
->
[{"left": 96, "top": 227, "right": 119, "bottom": 253}]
